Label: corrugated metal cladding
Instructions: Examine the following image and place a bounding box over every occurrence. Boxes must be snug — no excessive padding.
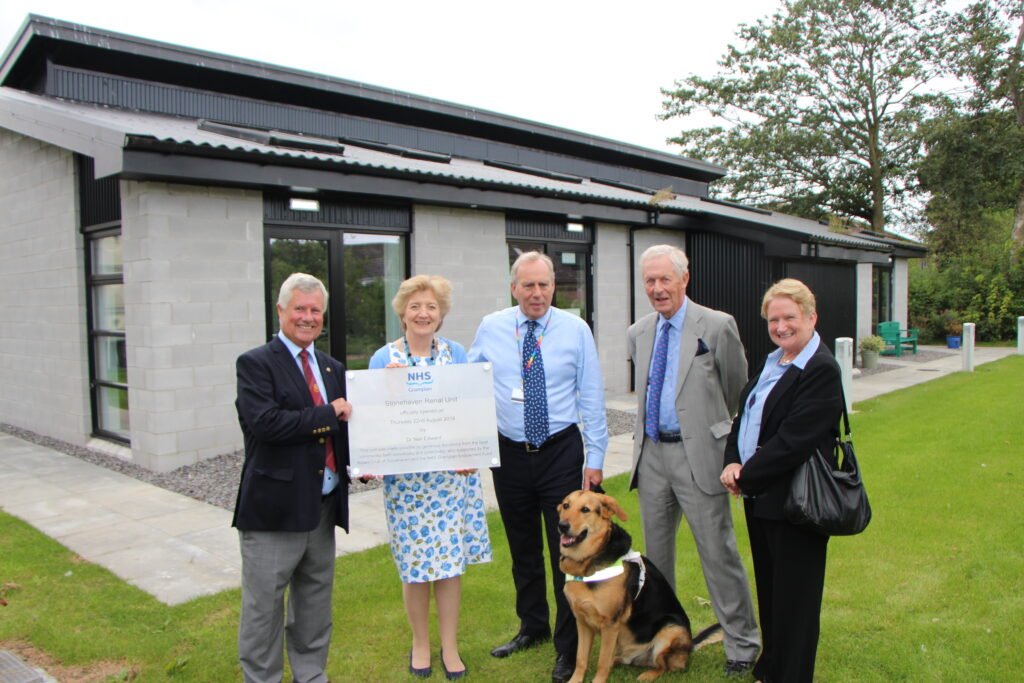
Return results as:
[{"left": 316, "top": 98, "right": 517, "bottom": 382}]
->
[
  {"left": 76, "top": 154, "right": 120, "bottom": 228},
  {"left": 47, "top": 66, "right": 699, "bottom": 195},
  {"left": 785, "top": 260, "right": 856, "bottom": 353},
  {"left": 687, "top": 231, "right": 776, "bottom": 366},
  {"left": 263, "top": 196, "right": 410, "bottom": 231},
  {"left": 506, "top": 215, "right": 592, "bottom": 243}
]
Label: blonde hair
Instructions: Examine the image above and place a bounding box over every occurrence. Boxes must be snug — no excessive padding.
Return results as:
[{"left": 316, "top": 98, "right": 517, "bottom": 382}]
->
[
  {"left": 391, "top": 275, "right": 453, "bottom": 331},
  {"left": 761, "top": 278, "right": 816, "bottom": 319}
]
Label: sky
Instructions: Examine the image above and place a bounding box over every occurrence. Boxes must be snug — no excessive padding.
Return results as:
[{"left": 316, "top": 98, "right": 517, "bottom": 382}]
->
[{"left": 0, "top": 0, "right": 783, "bottom": 155}]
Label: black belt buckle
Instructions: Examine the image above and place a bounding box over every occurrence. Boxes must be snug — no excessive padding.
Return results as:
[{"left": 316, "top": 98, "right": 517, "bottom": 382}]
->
[{"left": 525, "top": 442, "right": 542, "bottom": 453}]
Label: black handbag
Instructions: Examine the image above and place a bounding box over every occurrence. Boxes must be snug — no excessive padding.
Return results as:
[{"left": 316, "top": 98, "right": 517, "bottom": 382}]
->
[{"left": 784, "top": 399, "right": 871, "bottom": 536}]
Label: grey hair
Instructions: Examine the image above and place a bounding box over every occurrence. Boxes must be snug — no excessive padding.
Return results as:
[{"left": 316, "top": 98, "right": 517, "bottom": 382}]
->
[
  {"left": 639, "top": 244, "right": 689, "bottom": 277},
  {"left": 277, "top": 272, "right": 329, "bottom": 309},
  {"left": 510, "top": 251, "right": 555, "bottom": 283}
]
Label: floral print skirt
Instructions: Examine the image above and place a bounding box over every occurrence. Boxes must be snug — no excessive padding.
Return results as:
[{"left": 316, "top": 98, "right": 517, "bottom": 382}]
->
[{"left": 383, "top": 470, "right": 492, "bottom": 583}]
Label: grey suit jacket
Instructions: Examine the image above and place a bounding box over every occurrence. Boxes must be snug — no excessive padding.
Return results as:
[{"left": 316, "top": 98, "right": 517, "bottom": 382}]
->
[{"left": 627, "top": 300, "right": 748, "bottom": 495}]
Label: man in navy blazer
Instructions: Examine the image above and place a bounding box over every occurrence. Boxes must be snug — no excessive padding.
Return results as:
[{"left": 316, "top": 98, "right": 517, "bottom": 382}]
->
[{"left": 233, "top": 272, "right": 352, "bottom": 683}]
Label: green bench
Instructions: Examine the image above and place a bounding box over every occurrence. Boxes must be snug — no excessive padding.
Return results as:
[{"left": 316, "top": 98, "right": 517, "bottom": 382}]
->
[{"left": 877, "top": 321, "right": 918, "bottom": 356}]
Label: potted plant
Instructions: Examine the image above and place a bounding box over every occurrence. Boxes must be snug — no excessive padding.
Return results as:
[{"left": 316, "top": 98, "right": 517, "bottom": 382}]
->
[
  {"left": 945, "top": 320, "right": 963, "bottom": 349},
  {"left": 859, "top": 335, "right": 884, "bottom": 369}
]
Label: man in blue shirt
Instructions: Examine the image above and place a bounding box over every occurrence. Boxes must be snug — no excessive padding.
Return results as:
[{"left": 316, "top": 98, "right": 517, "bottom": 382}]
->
[
  {"left": 626, "top": 245, "right": 760, "bottom": 677},
  {"left": 469, "top": 251, "right": 608, "bottom": 683}
]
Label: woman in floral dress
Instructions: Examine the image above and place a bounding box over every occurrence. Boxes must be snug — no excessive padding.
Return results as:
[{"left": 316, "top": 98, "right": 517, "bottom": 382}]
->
[{"left": 368, "top": 274, "right": 491, "bottom": 680}]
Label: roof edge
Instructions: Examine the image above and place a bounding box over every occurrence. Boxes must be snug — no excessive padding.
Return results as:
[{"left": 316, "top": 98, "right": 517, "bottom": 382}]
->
[{"left": 2, "top": 14, "right": 727, "bottom": 181}]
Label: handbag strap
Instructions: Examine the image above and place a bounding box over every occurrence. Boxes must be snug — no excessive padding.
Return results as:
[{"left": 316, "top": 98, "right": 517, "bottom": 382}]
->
[{"left": 840, "top": 388, "right": 851, "bottom": 440}]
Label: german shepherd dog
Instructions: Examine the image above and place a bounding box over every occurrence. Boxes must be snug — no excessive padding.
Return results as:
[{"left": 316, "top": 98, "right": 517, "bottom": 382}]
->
[{"left": 557, "top": 490, "right": 722, "bottom": 683}]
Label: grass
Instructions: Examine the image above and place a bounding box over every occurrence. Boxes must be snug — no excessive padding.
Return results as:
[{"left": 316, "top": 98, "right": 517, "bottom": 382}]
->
[{"left": 2, "top": 356, "right": 1023, "bottom": 681}]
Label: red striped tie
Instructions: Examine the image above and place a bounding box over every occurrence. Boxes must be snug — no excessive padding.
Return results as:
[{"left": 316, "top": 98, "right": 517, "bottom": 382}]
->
[{"left": 299, "top": 349, "right": 336, "bottom": 472}]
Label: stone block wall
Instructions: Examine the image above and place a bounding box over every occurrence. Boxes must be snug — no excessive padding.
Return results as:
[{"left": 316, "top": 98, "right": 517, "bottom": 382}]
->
[
  {"left": 121, "top": 181, "right": 264, "bottom": 472},
  {"left": 593, "top": 223, "right": 631, "bottom": 395},
  {"left": 410, "top": 205, "right": 509, "bottom": 349},
  {"left": 0, "top": 130, "right": 91, "bottom": 443}
]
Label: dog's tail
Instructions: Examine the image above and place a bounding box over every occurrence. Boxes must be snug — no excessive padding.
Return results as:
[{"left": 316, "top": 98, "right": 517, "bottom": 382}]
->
[{"left": 691, "top": 623, "right": 724, "bottom": 651}]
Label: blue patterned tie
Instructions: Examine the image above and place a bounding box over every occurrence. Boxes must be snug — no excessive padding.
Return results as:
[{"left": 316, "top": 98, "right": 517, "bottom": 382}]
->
[
  {"left": 522, "top": 320, "right": 549, "bottom": 447},
  {"left": 645, "top": 321, "right": 671, "bottom": 442}
]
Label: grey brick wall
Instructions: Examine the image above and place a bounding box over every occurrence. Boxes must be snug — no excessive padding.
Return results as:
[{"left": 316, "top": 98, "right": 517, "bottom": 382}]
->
[
  {"left": 594, "top": 223, "right": 631, "bottom": 395},
  {"left": 411, "top": 205, "right": 509, "bottom": 350},
  {"left": 0, "top": 130, "right": 91, "bottom": 443},
  {"left": 121, "top": 181, "right": 264, "bottom": 472}
]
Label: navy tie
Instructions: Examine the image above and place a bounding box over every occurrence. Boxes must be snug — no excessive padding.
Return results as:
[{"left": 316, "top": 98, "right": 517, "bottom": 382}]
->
[
  {"left": 522, "top": 320, "right": 549, "bottom": 447},
  {"left": 645, "top": 321, "right": 671, "bottom": 442}
]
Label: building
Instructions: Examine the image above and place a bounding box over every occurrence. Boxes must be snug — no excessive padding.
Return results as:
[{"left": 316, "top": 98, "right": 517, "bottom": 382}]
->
[{"left": 0, "top": 16, "right": 924, "bottom": 471}]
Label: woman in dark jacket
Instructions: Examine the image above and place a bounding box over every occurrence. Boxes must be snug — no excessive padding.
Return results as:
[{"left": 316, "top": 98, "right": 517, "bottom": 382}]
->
[{"left": 720, "top": 278, "right": 843, "bottom": 683}]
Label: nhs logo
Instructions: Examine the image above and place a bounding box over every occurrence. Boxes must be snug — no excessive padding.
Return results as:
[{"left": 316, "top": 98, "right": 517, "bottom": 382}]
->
[{"left": 406, "top": 370, "right": 433, "bottom": 390}]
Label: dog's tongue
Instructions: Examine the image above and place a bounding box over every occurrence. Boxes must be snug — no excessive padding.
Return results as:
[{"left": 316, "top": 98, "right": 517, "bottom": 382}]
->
[{"left": 560, "top": 535, "right": 574, "bottom": 547}]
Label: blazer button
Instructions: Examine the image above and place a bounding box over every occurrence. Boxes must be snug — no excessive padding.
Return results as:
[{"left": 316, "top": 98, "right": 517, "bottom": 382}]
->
[
  {"left": 318, "top": 469, "right": 325, "bottom": 475},
  {"left": 318, "top": 438, "right": 325, "bottom": 444}
]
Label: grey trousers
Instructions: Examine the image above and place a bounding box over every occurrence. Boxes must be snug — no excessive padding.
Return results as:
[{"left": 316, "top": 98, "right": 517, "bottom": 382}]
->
[
  {"left": 238, "top": 499, "right": 336, "bottom": 683},
  {"left": 637, "top": 437, "right": 760, "bottom": 662}
]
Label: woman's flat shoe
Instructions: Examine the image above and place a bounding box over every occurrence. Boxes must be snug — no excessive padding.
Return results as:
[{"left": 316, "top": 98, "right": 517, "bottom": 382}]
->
[
  {"left": 440, "top": 649, "right": 466, "bottom": 680},
  {"left": 408, "top": 650, "right": 431, "bottom": 678}
]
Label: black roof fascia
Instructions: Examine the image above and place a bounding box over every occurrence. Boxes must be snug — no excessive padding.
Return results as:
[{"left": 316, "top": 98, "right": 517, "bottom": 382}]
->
[
  {"left": 1, "top": 15, "right": 726, "bottom": 183},
  {"left": 118, "top": 145, "right": 656, "bottom": 226}
]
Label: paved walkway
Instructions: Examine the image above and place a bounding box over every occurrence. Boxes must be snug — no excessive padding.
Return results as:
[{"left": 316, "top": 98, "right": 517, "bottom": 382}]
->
[{"left": 0, "top": 345, "right": 1017, "bottom": 605}]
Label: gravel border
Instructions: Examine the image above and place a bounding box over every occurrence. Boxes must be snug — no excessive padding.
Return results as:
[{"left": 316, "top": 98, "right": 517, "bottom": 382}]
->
[{"left": 2, "top": 409, "right": 637, "bottom": 512}]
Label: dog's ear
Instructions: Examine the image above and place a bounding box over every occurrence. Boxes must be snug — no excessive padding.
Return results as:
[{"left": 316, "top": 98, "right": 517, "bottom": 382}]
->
[{"left": 599, "top": 494, "right": 628, "bottom": 522}]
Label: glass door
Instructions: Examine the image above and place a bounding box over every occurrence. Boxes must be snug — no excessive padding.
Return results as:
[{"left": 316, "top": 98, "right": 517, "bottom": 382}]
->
[
  {"left": 508, "top": 241, "right": 592, "bottom": 326},
  {"left": 266, "top": 227, "right": 406, "bottom": 368}
]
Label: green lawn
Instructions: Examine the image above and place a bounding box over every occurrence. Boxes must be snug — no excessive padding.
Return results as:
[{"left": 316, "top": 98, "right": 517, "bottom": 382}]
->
[{"left": 2, "top": 357, "right": 1022, "bottom": 681}]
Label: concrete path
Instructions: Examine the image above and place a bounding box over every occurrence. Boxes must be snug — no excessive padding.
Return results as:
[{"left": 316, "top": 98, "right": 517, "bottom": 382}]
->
[{"left": 0, "top": 345, "right": 1017, "bottom": 605}]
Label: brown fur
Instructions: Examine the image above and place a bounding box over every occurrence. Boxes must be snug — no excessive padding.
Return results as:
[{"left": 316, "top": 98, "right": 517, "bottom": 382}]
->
[{"left": 558, "top": 490, "right": 718, "bottom": 683}]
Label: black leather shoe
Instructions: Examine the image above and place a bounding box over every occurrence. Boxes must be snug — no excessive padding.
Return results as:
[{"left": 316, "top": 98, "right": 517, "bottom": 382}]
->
[
  {"left": 724, "top": 659, "right": 755, "bottom": 677},
  {"left": 490, "top": 631, "right": 550, "bottom": 658},
  {"left": 551, "top": 653, "right": 574, "bottom": 683},
  {"left": 408, "top": 650, "right": 431, "bottom": 678}
]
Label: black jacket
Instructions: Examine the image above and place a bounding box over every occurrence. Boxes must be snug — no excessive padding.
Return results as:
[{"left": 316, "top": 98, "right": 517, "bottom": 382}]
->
[
  {"left": 232, "top": 336, "right": 350, "bottom": 532},
  {"left": 724, "top": 342, "right": 843, "bottom": 520}
]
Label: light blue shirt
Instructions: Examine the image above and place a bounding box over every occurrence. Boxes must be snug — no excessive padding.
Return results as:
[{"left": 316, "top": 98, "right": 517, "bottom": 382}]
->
[
  {"left": 277, "top": 332, "right": 339, "bottom": 495},
  {"left": 648, "top": 298, "right": 689, "bottom": 434},
  {"left": 738, "top": 331, "right": 821, "bottom": 464},
  {"left": 468, "top": 306, "right": 609, "bottom": 469}
]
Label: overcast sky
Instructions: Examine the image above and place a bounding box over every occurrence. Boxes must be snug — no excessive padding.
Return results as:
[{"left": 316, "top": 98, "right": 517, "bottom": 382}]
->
[{"left": 0, "top": 0, "right": 782, "bottom": 155}]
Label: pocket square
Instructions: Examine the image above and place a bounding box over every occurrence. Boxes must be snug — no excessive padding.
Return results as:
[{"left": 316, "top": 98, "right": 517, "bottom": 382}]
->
[{"left": 696, "top": 338, "right": 710, "bottom": 356}]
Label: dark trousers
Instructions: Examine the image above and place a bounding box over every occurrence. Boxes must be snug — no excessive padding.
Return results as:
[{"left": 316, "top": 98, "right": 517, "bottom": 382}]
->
[
  {"left": 492, "top": 425, "right": 584, "bottom": 658},
  {"left": 745, "top": 509, "right": 829, "bottom": 683}
]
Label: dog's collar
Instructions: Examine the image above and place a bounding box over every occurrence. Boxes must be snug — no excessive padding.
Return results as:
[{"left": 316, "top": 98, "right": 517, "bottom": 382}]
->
[{"left": 565, "top": 550, "right": 645, "bottom": 597}]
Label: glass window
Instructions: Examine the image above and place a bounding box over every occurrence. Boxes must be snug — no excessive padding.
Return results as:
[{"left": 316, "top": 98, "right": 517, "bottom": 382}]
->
[
  {"left": 267, "top": 237, "right": 332, "bottom": 353},
  {"left": 88, "top": 232, "right": 129, "bottom": 442},
  {"left": 91, "top": 235, "right": 123, "bottom": 275},
  {"left": 343, "top": 233, "right": 405, "bottom": 369},
  {"left": 508, "top": 241, "right": 591, "bottom": 325},
  {"left": 265, "top": 229, "right": 406, "bottom": 369}
]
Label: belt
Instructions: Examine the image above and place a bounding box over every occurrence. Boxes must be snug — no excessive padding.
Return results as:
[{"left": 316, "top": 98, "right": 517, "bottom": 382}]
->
[
  {"left": 658, "top": 431, "right": 682, "bottom": 443},
  {"left": 498, "top": 424, "right": 579, "bottom": 453}
]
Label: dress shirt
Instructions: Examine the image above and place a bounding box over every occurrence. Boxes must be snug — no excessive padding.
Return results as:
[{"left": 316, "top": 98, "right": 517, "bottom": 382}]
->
[
  {"left": 738, "top": 331, "right": 821, "bottom": 463},
  {"left": 649, "top": 298, "right": 689, "bottom": 434},
  {"left": 468, "top": 306, "right": 609, "bottom": 469},
  {"left": 277, "top": 331, "right": 339, "bottom": 495}
]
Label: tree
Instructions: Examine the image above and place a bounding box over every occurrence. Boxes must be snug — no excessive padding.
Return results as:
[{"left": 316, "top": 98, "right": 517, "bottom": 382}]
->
[
  {"left": 943, "top": 0, "right": 1024, "bottom": 247},
  {"left": 661, "top": 0, "right": 948, "bottom": 231}
]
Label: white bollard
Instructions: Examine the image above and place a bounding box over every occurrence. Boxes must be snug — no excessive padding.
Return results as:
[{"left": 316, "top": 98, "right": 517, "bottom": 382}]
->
[
  {"left": 1018, "top": 316, "right": 1023, "bottom": 356},
  {"left": 835, "top": 337, "right": 853, "bottom": 411},
  {"left": 962, "top": 322, "right": 976, "bottom": 372}
]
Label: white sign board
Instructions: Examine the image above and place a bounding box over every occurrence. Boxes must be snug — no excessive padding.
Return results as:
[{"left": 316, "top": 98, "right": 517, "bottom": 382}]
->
[{"left": 345, "top": 362, "right": 500, "bottom": 476}]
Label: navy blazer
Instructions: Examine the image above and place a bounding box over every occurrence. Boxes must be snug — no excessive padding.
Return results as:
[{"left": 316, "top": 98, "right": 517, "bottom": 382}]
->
[
  {"left": 724, "top": 343, "right": 843, "bottom": 520},
  {"left": 232, "top": 336, "right": 350, "bottom": 532}
]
